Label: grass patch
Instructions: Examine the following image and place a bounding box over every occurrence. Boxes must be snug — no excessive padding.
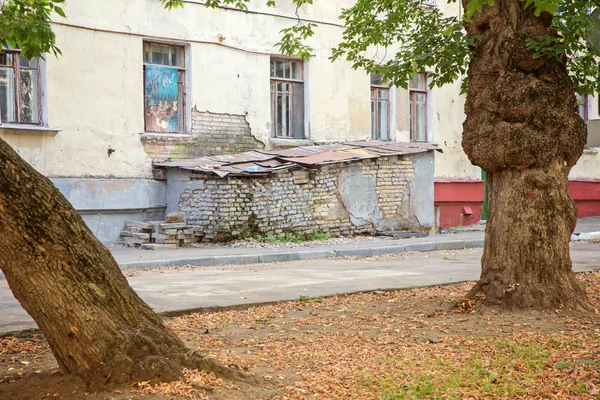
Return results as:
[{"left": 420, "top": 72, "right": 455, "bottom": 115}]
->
[
  {"left": 364, "top": 336, "right": 597, "bottom": 399},
  {"left": 255, "top": 230, "right": 331, "bottom": 243}
]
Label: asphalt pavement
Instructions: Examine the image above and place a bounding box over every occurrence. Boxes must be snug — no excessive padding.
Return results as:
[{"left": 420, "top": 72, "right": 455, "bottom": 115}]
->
[{"left": 1, "top": 241, "right": 599, "bottom": 335}]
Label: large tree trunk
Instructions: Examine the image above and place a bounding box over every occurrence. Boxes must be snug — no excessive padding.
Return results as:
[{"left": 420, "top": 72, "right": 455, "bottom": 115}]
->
[
  {"left": 0, "top": 138, "right": 233, "bottom": 388},
  {"left": 462, "top": 0, "right": 590, "bottom": 310}
]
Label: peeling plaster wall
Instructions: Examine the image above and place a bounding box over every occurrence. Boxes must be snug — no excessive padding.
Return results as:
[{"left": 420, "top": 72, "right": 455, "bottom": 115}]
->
[
  {"left": 4, "top": 0, "right": 599, "bottom": 185},
  {"left": 1, "top": 0, "right": 370, "bottom": 179},
  {"left": 168, "top": 153, "right": 434, "bottom": 240},
  {"left": 142, "top": 110, "right": 264, "bottom": 161}
]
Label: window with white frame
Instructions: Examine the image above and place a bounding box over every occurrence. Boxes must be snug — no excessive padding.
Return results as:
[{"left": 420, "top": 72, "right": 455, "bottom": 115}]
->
[
  {"left": 270, "top": 59, "right": 305, "bottom": 138},
  {"left": 0, "top": 50, "right": 41, "bottom": 125},
  {"left": 410, "top": 72, "right": 428, "bottom": 142},
  {"left": 371, "top": 73, "right": 390, "bottom": 140},
  {"left": 143, "top": 42, "right": 186, "bottom": 133}
]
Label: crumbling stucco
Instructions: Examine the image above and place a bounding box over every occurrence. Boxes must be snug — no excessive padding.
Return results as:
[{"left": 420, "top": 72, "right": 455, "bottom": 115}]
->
[{"left": 142, "top": 109, "right": 264, "bottom": 161}]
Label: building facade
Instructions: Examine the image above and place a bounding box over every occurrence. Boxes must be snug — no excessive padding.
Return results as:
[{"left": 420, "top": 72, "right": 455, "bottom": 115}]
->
[{"left": 1, "top": 0, "right": 598, "bottom": 241}]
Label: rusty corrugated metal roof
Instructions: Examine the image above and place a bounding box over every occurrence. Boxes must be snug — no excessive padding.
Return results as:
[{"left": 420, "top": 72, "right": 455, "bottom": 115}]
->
[{"left": 154, "top": 140, "right": 440, "bottom": 177}]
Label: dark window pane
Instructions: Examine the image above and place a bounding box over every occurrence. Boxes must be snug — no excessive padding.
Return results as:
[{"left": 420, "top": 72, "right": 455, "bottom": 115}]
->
[
  {"left": 275, "top": 60, "right": 285, "bottom": 79},
  {"left": 409, "top": 73, "right": 427, "bottom": 90},
  {"left": 0, "top": 53, "right": 13, "bottom": 66},
  {"left": 172, "top": 46, "right": 184, "bottom": 68},
  {"left": 377, "top": 92, "right": 389, "bottom": 140},
  {"left": 292, "top": 82, "right": 304, "bottom": 138},
  {"left": 19, "top": 69, "right": 39, "bottom": 123},
  {"left": 371, "top": 73, "right": 384, "bottom": 86},
  {"left": 371, "top": 90, "right": 376, "bottom": 139},
  {"left": 0, "top": 67, "right": 16, "bottom": 123},
  {"left": 291, "top": 62, "right": 302, "bottom": 80},
  {"left": 270, "top": 81, "right": 276, "bottom": 135},
  {"left": 150, "top": 43, "right": 171, "bottom": 66},
  {"left": 19, "top": 56, "right": 37, "bottom": 69},
  {"left": 276, "top": 82, "right": 291, "bottom": 137},
  {"left": 412, "top": 93, "right": 427, "bottom": 141}
]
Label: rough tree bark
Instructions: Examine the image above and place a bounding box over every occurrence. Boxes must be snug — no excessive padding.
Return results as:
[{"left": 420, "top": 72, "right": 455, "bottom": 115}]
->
[
  {"left": 462, "top": 0, "right": 590, "bottom": 310},
  {"left": 0, "top": 138, "right": 236, "bottom": 388}
]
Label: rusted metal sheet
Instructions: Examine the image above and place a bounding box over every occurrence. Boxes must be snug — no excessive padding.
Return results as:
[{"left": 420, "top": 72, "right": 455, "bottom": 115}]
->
[
  {"left": 154, "top": 140, "right": 440, "bottom": 177},
  {"left": 257, "top": 148, "right": 318, "bottom": 157},
  {"left": 205, "top": 151, "right": 275, "bottom": 164},
  {"left": 281, "top": 149, "right": 375, "bottom": 166}
]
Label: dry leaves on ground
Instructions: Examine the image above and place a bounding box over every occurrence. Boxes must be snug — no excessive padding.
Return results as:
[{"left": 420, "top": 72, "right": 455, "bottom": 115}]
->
[{"left": 1, "top": 273, "right": 600, "bottom": 399}]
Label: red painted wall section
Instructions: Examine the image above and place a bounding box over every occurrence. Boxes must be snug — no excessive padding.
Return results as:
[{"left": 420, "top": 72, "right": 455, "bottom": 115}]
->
[
  {"left": 434, "top": 179, "right": 600, "bottom": 231},
  {"left": 568, "top": 180, "right": 600, "bottom": 218},
  {"left": 434, "top": 180, "right": 485, "bottom": 230}
]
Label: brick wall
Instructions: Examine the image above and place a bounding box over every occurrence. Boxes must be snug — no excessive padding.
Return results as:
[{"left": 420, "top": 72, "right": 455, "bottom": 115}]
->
[
  {"left": 142, "top": 109, "right": 264, "bottom": 161},
  {"left": 174, "top": 156, "right": 424, "bottom": 241}
]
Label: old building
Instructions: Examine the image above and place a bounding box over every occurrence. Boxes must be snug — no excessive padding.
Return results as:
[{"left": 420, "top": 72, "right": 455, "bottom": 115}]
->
[{"left": 1, "top": 0, "right": 599, "bottom": 242}]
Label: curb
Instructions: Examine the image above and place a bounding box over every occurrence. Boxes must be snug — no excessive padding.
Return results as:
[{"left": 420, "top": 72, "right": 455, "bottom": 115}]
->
[
  {"left": 117, "top": 239, "right": 486, "bottom": 270},
  {"left": 572, "top": 232, "right": 600, "bottom": 241}
]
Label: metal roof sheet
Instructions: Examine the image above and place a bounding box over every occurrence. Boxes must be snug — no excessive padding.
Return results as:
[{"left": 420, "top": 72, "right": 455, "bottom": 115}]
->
[{"left": 154, "top": 140, "right": 440, "bottom": 177}]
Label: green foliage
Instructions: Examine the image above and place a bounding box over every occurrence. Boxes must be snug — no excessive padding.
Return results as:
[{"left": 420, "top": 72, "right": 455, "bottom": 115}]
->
[
  {"left": 0, "top": 0, "right": 66, "bottom": 58},
  {"left": 524, "top": 1, "right": 600, "bottom": 95},
  {"left": 326, "top": 0, "right": 600, "bottom": 94},
  {"left": 329, "top": 0, "right": 475, "bottom": 91},
  {"left": 298, "top": 295, "right": 323, "bottom": 302},
  {"left": 255, "top": 230, "right": 330, "bottom": 243}
]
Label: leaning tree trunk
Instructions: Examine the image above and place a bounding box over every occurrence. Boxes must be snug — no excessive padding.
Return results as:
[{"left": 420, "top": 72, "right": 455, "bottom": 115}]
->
[
  {"left": 462, "top": 0, "right": 590, "bottom": 310},
  {"left": 0, "top": 138, "right": 234, "bottom": 388}
]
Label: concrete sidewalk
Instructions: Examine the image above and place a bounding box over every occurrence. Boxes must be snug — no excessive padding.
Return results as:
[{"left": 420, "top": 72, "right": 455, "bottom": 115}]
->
[
  {"left": 111, "top": 217, "right": 600, "bottom": 270},
  {"left": 2, "top": 242, "right": 600, "bottom": 334}
]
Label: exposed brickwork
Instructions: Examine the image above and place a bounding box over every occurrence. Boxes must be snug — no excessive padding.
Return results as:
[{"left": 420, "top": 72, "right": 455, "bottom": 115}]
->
[
  {"left": 142, "top": 109, "right": 264, "bottom": 161},
  {"left": 177, "top": 156, "right": 418, "bottom": 241}
]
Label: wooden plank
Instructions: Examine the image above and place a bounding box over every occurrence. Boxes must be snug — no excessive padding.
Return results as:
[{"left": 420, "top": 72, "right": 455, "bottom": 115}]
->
[
  {"left": 126, "top": 221, "right": 155, "bottom": 230},
  {"left": 159, "top": 222, "right": 187, "bottom": 230}
]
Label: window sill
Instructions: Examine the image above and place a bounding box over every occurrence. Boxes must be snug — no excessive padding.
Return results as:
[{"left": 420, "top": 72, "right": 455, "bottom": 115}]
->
[
  {"left": 270, "top": 137, "right": 312, "bottom": 149},
  {"left": 0, "top": 124, "right": 60, "bottom": 136},
  {"left": 583, "top": 148, "right": 599, "bottom": 154}
]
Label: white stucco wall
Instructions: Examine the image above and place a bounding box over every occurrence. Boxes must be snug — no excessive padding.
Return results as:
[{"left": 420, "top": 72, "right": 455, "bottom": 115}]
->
[
  {"left": 2, "top": 0, "right": 598, "bottom": 182},
  {"left": 1, "top": 0, "right": 370, "bottom": 178}
]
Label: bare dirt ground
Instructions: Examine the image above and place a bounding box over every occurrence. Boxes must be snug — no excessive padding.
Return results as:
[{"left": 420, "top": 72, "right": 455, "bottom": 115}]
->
[{"left": 1, "top": 272, "right": 599, "bottom": 400}]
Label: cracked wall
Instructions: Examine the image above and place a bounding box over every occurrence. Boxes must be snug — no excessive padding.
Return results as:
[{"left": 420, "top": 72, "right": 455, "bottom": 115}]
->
[
  {"left": 142, "top": 109, "right": 264, "bottom": 161},
  {"left": 170, "top": 153, "right": 433, "bottom": 241}
]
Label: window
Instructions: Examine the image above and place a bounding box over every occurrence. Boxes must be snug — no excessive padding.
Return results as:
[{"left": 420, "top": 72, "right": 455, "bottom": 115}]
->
[
  {"left": 0, "top": 50, "right": 40, "bottom": 124},
  {"left": 578, "top": 94, "right": 589, "bottom": 121},
  {"left": 410, "top": 73, "right": 428, "bottom": 142},
  {"left": 270, "top": 59, "right": 304, "bottom": 138},
  {"left": 143, "top": 42, "right": 186, "bottom": 133},
  {"left": 371, "top": 73, "right": 390, "bottom": 140}
]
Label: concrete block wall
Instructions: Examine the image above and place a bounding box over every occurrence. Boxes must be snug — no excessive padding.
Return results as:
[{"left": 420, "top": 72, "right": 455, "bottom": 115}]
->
[
  {"left": 141, "top": 110, "right": 264, "bottom": 161},
  {"left": 170, "top": 154, "right": 434, "bottom": 241}
]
